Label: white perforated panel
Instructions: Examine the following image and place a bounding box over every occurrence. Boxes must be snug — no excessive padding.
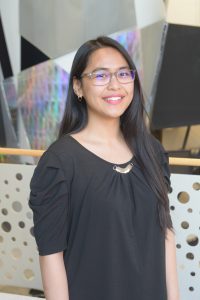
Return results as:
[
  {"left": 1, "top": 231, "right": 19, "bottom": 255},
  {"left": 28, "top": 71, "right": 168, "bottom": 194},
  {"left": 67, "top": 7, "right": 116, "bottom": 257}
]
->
[
  {"left": 0, "top": 163, "right": 42, "bottom": 290},
  {"left": 0, "top": 164, "right": 199, "bottom": 298},
  {"left": 169, "top": 174, "right": 200, "bottom": 300}
]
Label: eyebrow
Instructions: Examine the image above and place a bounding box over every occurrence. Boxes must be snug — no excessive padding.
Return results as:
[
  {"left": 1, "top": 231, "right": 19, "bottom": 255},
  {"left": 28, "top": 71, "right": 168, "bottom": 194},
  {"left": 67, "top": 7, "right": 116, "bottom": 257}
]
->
[{"left": 91, "top": 66, "right": 130, "bottom": 73}]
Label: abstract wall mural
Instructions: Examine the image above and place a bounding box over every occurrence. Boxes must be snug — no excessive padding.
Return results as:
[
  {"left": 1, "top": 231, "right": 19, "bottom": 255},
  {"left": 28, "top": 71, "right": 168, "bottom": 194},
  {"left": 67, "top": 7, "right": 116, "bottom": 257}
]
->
[
  {"left": 111, "top": 29, "right": 143, "bottom": 80},
  {"left": 3, "top": 60, "right": 69, "bottom": 151},
  {"left": 1, "top": 29, "right": 142, "bottom": 154},
  {"left": 18, "top": 61, "right": 69, "bottom": 149}
]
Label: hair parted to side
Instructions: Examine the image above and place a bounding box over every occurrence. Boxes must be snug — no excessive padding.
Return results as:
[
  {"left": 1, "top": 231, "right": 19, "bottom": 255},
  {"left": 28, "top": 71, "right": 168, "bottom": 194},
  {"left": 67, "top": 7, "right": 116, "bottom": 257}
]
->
[{"left": 58, "top": 36, "right": 172, "bottom": 233}]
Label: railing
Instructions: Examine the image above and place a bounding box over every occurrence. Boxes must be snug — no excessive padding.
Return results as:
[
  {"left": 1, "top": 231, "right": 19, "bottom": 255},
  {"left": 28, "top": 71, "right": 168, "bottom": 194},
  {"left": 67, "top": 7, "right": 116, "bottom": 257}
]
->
[
  {"left": 0, "top": 148, "right": 44, "bottom": 157},
  {"left": 0, "top": 147, "right": 200, "bottom": 299},
  {"left": 0, "top": 147, "right": 200, "bottom": 166}
]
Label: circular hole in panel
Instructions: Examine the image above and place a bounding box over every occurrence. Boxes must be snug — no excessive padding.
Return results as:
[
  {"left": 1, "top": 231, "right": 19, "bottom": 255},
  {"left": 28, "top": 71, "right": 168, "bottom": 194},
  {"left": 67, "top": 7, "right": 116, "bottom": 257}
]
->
[
  {"left": 5, "top": 194, "right": 9, "bottom": 199},
  {"left": 5, "top": 272, "right": 13, "bottom": 279},
  {"left": 4, "top": 180, "right": 8, "bottom": 184},
  {"left": 187, "top": 234, "right": 199, "bottom": 246},
  {"left": 18, "top": 221, "right": 25, "bottom": 229},
  {"left": 30, "top": 227, "right": 34, "bottom": 237},
  {"left": 11, "top": 248, "right": 22, "bottom": 259},
  {"left": 16, "top": 173, "right": 23, "bottom": 181},
  {"left": 186, "top": 252, "right": 194, "bottom": 260},
  {"left": 16, "top": 187, "right": 20, "bottom": 192},
  {"left": 177, "top": 192, "right": 190, "bottom": 204},
  {"left": 0, "top": 259, "right": 3, "bottom": 268},
  {"left": 187, "top": 208, "right": 193, "bottom": 213},
  {"left": 12, "top": 201, "right": 22, "bottom": 212},
  {"left": 24, "top": 269, "right": 34, "bottom": 280},
  {"left": 189, "top": 287, "right": 194, "bottom": 291},
  {"left": 176, "top": 244, "right": 181, "bottom": 249},
  {"left": 1, "top": 208, "right": 8, "bottom": 215},
  {"left": 0, "top": 236, "right": 3, "bottom": 243},
  {"left": 23, "top": 241, "right": 28, "bottom": 246},
  {"left": 29, "top": 258, "right": 33, "bottom": 263},
  {"left": 193, "top": 182, "right": 200, "bottom": 191},
  {"left": 26, "top": 211, "right": 33, "bottom": 220},
  {"left": 170, "top": 205, "right": 175, "bottom": 211},
  {"left": 190, "top": 272, "right": 195, "bottom": 276},
  {"left": 1, "top": 221, "right": 11, "bottom": 232},
  {"left": 11, "top": 237, "right": 16, "bottom": 242},
  {"left": 181, "top": 221, "right": 189, "bottom": 229}
]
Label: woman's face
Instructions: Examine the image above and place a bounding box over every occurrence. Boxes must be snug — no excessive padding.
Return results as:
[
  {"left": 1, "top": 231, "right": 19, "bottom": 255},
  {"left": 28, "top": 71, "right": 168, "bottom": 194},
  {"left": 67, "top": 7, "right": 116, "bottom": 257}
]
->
[{"left": 74, "top": 47, "right": 134, "bottom": 120}]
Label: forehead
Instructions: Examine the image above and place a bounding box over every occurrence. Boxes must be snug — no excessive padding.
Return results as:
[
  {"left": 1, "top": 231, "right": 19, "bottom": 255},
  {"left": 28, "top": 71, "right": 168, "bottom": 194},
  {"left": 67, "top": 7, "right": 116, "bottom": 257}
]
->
[{"left": 85, "top": 47, "right": 129, "bottom": 71}]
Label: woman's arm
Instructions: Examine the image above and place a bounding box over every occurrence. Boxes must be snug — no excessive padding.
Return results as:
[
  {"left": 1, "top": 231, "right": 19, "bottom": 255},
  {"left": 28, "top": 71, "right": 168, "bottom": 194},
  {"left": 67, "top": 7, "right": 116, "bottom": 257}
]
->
[
  {"left": 39, "top": 252, "right": 69, "bottom": 300},
  {"left": 165, "top": 229, "right": 180, "bottom": 300}
]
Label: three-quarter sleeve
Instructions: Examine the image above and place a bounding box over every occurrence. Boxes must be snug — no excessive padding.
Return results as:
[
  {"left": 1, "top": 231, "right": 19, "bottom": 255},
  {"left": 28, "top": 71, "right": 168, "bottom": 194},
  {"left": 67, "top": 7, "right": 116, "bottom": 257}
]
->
[{"left": 29, "top": 150, "right": 70, "bottom": 255}]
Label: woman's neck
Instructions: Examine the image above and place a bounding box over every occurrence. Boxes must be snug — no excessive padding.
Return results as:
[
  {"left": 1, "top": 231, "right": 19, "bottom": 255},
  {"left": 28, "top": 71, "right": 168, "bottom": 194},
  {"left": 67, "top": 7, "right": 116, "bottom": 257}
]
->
[{"left": 80, "top": 116, "right": 123, "bottom": 144}]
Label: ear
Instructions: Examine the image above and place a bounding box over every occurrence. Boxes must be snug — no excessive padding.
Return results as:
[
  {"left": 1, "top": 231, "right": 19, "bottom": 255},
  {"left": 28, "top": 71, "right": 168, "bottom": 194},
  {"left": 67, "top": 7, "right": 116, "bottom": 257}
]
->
[{"left": 73, "top": 77, "right": 83, "bottom": 98}]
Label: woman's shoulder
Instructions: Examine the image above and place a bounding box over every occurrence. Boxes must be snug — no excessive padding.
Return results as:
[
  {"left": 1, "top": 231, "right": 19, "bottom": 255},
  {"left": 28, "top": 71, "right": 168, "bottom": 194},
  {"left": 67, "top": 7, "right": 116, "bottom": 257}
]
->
[
  {"left": 47, "top": 134, "right": 74, "bottom": 155},
  {"left": 35, "top": 135, "right": 75, "bottom": 178},
  {"left": 149, "top": 134, "right": 168, "bottom": 160},
  {"left": 149, "top": 134, "right": 171, "bottom": 190}
]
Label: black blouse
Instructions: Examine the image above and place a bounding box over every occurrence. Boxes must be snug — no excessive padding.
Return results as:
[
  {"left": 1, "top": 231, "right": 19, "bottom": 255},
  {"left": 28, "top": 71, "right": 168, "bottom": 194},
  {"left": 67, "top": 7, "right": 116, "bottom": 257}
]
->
[{"left": 29, "top": 135, "right": 171, "bottom": 300}]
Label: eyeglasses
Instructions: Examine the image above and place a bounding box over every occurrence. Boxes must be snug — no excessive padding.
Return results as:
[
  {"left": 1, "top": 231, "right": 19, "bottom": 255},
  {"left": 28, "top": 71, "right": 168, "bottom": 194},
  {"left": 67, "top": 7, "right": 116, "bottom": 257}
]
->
[{"left": 80, "top": 68, "right": 136, "bottom": 86}]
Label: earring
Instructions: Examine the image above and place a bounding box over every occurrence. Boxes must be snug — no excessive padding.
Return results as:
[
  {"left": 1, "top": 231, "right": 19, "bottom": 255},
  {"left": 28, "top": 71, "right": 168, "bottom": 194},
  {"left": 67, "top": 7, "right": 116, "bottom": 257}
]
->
[
  {"left": 74, "top": 89, "right": 82, "bottom": 102},
  {"left": 78, "top": 95, "right": 82, "bottom": 102}
]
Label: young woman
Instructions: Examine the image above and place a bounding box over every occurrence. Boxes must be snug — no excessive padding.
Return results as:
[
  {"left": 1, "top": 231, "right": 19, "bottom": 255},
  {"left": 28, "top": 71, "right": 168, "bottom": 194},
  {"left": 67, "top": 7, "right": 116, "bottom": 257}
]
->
[{"left": 29, "top": 36, "right": 179, "bottom": 300}]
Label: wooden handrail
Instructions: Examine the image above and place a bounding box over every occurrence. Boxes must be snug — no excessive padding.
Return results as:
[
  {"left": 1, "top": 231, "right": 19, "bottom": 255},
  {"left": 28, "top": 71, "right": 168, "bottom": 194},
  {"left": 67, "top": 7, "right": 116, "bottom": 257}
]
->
[
  {"left": 169, "top": 157, "right": 200, "bottom": 166},
  {"left": 0, "top": 147, "right": 200, "bottom": 166},
  {"left": 0, "top": 147, "right": 44, "bottom": 157}
]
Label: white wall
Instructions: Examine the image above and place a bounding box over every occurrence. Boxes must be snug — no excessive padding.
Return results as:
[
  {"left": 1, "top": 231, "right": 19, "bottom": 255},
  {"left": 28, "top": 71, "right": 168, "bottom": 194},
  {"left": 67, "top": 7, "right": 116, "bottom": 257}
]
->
[
  {"left": 19, "top": 0, "right": 136, "bottom": 58},
  {"left": 134, "top": 0, "right": 165, "bottom": 28},
  {"left": 0, "top": 0, "right": 20, "bottom": 75},
  {"left": 167, "top": 0, "right": 200, "bottom": 26}
]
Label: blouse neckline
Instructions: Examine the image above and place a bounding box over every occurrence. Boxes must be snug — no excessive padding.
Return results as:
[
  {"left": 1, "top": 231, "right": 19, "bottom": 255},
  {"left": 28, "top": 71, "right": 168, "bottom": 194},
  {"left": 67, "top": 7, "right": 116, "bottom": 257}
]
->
[{"left": 67, "top": 135, "right": 134, "bottom": 167}]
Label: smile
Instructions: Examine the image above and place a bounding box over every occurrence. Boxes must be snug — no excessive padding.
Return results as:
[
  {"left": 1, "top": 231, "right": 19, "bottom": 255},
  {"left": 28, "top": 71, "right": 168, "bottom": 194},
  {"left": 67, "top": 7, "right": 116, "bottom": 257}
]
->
[
  {"left": 103, "top": 96, "right": 124, "bottom": 104},
  {"left": 106, "top": 97, "right": 122, "bottom": 101}
]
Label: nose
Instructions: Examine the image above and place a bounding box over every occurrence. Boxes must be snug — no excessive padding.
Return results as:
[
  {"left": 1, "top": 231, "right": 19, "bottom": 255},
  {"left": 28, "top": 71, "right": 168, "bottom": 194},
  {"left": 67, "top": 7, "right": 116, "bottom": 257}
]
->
[{"left": 107, "top": 73, "right": 120, "bottom": 89}]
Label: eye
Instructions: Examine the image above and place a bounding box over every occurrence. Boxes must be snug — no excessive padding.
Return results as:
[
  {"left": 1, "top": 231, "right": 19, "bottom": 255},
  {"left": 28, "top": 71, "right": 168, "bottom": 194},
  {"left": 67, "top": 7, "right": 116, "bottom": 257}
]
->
[
  {"left": 118, "top": 69, "right": 131, "bottom": 77},
  {"left": 93, "top": 71, "right": 108, "bottom": 80}
]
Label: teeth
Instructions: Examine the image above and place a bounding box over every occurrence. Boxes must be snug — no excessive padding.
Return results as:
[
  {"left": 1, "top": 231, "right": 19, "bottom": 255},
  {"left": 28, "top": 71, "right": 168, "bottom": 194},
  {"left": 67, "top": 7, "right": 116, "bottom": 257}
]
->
[{"left": 106, "top": 97, "right": 122, "bottom": 101}]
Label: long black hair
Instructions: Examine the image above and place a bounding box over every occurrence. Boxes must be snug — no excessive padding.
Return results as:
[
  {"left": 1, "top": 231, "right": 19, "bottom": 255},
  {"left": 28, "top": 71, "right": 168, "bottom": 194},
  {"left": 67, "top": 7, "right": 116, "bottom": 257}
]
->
[{"left": 59, "top": 36, "right": 172, "bottom": 233}]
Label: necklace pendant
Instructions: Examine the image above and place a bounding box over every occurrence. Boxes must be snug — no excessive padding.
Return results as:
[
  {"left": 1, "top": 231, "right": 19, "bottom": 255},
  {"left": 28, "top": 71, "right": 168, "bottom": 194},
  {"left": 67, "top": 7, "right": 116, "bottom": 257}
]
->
[{"left": 113, "top": 162, "right": 133, "bottom": 174}]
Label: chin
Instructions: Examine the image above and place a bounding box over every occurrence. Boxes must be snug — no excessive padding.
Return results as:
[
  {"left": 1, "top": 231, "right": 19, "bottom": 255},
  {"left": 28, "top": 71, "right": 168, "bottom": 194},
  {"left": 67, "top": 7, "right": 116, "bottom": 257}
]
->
[{"left": 103, "top": 110, "right": 125, "bottom": 119}]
